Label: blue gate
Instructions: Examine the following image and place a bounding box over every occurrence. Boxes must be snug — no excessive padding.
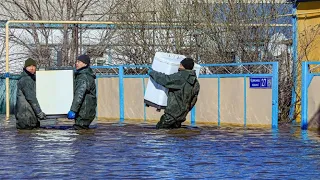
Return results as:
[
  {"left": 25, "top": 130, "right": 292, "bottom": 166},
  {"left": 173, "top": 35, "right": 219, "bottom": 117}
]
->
[{"left": 301, "top": 61, "right": 320, "bottom": 130}]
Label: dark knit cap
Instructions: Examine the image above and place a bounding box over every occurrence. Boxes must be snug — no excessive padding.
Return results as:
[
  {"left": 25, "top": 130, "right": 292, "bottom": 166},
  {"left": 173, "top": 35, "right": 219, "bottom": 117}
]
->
[
  {"left": 77, "top": 54, "right": 90, "bottom": 65},
  {"left": 180, "top": 58, "right": 194, "bottom": 70},
  {"left": 24, "top": 58, "right": 36, "bottom": 67}
]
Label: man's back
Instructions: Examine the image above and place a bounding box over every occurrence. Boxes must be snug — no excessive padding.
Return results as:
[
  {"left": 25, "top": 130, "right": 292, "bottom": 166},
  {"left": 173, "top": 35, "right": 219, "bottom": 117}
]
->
[{"left": 149, "top": 69, "right": 200, "bottom": 123}]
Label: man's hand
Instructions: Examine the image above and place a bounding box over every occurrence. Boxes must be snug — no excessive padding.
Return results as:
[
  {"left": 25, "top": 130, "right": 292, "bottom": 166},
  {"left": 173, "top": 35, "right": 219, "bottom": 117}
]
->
[
  {"left": 67, "top": 110, "right": 76, "bottom": 119},
  {"left": 37, "top": 112, "right": 46, "bottom": 120}
]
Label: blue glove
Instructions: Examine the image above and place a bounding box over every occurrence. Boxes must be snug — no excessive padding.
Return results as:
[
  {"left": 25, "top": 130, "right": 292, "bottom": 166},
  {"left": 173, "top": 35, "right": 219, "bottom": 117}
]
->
[{"left": 67, "top": 110, "right": 76, "bottom": 119}]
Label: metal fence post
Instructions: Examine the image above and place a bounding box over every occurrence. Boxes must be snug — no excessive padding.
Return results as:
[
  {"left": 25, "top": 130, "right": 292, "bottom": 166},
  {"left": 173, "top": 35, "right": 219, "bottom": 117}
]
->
[
  {"left": 118, "top": 65, "right": 124, "bottom": 122},
  {"left": 191, "top": 106, "right": 196, "bottom": 126},
  {"left": 301, "top": 62, "right": 308, "bottom": 130},
  {"left": 272, "top": 62, "right": 279, "bottom": 129}
]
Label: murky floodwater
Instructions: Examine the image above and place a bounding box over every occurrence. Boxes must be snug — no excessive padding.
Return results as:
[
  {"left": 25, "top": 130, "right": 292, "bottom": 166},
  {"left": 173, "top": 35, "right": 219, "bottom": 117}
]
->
[{"left": 1, "top": 116, "right": 320, "bottom": 179}]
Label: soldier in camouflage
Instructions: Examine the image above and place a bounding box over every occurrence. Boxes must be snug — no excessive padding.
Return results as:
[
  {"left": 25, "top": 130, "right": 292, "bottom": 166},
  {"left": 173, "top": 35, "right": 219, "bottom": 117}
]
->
[
  {"left": 148, "top": 58, "right": 200, "bottom": 129},
  {"left": 15, "top": 58, "right": 46, "bottom": 129},
  {"left": 67, "top": 54, "right": 97, "bottom": 130}
]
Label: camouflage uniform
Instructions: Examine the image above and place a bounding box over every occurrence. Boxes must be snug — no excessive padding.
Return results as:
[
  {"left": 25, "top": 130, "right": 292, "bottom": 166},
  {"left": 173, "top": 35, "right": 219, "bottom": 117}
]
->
[
  {"left": 70, "top": 67, "right": 97, "bottom": 129},
  {"left": 15, "top": 70, "right": 42, "bottom": 129},
  {"left": 149, "top": 69, "right": 200, "bottom": 129}
]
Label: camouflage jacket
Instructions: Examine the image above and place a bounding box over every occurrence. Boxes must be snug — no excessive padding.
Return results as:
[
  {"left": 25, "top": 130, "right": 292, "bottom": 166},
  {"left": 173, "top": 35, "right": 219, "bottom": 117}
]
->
[
  {"left": 70, "top": 67, "right": 97, "bottom": 120},
  {"left": 15, "top": 70, "right": 42, "bottom": 129},
  {"left": 149, "top": 69, "right": 200, "bottom": 122}
]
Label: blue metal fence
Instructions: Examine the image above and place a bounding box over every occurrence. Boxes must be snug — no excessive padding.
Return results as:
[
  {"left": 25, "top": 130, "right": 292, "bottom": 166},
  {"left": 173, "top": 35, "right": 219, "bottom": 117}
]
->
[
  {"left": 301, "top": 61, "right": 320, "bottom": 130},
  {"left": 91, "top": 61, "right": 279, "bottom": 128},
  {"left": 0, "top": 62, "right": 279, "bottom": 128}
]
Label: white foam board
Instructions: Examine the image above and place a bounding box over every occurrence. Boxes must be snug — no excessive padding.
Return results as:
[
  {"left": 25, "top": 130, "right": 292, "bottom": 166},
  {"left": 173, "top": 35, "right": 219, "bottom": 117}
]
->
[{"left": 36, "top": 70, "right": 74, "bottom": 115}]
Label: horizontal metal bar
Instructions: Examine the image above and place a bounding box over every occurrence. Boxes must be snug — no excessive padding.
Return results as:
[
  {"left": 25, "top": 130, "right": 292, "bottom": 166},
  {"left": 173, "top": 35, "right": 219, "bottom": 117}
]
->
[
  {"left": 96, "top": 75, "right": 119, "bottom": 78},
  {"left": 0, "top": 23, "right": 116, "bottom": 29},
  {"left": 91, "top": 65, "right": 120, "bottom": 69},
  {"left": 96, "top": 75, "right": 149, "bottom": 78},
  {"left": 201, "top": 62, "right": 276, "bottom": 67},
  {"left": 303, "top": 62, "right": 320, "bottom": 76},
  {"left": 96, "top": 74, "right": 272, "bottom": 78},
  {"left": 92, "top": 65, "right": 150, "bottom": 69},
  {"left": 3, "top": 20, "right": 292, "bottom": 28},
  {"left": 199, "top": 74, "right": 272, "bottom": 78},
  {"left": 122, "top": 65, "right": 150, "bottom": 68},
  {"left": 304, "top": 61, "right": 320, "bottom": 65},
  {"left": 124, "top": 75, "right": 149, "bottom": 78},
  {"left": 91, "top": 62, "right": 276, "bottom": 69}
]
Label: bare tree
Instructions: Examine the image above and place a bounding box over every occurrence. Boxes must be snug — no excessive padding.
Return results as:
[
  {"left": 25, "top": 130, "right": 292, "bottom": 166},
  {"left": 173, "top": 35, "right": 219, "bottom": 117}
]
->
[
  {"left": 0, "top": 0, "right": 305, "bottom": 123},
  {"left": 113, "top": 0, "right": 294, "bottom": 121},
  {"left": 0, "top": 0, "right": 118, "bottom": 69}
]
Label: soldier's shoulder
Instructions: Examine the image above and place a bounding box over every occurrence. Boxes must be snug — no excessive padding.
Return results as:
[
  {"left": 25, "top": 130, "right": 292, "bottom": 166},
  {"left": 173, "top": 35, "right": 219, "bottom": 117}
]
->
[{"left": 19, "top": 75, "right": 33, "bottom": 83}]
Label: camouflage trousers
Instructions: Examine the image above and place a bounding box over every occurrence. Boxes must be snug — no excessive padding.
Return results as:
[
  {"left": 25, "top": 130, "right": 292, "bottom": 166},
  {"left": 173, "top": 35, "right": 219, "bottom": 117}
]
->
[
  {"left": 156, "top": 113, "right": 183, "bottom": 129},
  {"left": 74, "top": 117, "right": 94, "bottom": 130},
  {"left": 16, "top": 120, "right": 40, "bottom": 130}
]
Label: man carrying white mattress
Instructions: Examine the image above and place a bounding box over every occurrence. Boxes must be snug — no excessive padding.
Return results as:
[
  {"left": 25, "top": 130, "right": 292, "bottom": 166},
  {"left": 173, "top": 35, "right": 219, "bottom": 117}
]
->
[
  {"left": 15, "top": 58, "right": 46, "bottom": 129},
  {"left": 148, "top": 58, "right": 200, "bottom": 129},
  {"left": 67, "top": 55, "right": 97, "bottom": 130}
]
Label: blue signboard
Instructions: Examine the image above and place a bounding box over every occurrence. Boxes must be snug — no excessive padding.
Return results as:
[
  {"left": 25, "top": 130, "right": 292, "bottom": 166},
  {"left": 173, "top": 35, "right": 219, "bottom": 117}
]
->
[{"left": 249, "top": 77, "right": 272, "bottom": 89}]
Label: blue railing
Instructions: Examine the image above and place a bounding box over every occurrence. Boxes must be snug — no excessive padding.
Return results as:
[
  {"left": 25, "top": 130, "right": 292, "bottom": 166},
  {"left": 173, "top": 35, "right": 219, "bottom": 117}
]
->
[
  {"left": 301, "top": 61, "right": 320, "bottom": 130},
  {"left": 91, "top": 61, "right": 279, "bottom": 128}
]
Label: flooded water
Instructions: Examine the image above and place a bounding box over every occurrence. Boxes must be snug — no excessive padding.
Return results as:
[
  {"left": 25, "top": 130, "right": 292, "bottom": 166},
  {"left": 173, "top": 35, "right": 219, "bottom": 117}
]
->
[{"left": 1, "top": 116, "right": 320, "bottom": 179}]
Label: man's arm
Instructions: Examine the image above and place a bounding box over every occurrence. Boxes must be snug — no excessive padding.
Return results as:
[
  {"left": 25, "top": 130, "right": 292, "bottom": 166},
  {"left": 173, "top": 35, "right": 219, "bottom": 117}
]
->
[
  {"left": 21, "top": 80, "right": 42, "bottom": 115},
  {"left": 70, "top": 78, "right": 87, "bottom": 113},
  {"left": 190, "top": 80, "right": 200, "bottom": 110},
  {"left": 149, "top": 70, "right": 183, "bottom": 89}
]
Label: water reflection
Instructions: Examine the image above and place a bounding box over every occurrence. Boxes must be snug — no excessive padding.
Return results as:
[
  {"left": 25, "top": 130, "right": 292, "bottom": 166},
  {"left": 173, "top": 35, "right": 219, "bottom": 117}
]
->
[{"left": 1, "top": 116, "right": 320, "bottom": 179}]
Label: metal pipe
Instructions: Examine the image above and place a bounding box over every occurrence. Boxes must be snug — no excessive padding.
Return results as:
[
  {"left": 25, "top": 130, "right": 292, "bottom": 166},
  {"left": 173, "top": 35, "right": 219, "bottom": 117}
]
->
[
  {"left": 272, "top": 62, "right": 279, "bottom": 129},
  {"left": 118, "top": 65, "right": 124, "bottom": 122},
  {"left": 244, "top": 77, "right": 247, "bottom": 127},
  {"left": 3, "top": 20, "right": 292, "bottom": 27},
  {"left": 217, "top": 77, "right": 220, "bottom": 126},
  {"left": 296, "top": 11, "right": 320, "bottom": 16},
  {"left": 301, "top": 62, "right": 308, "bottom": 130},
  {"left": 290, "top": 2, "right": 298, "bottom": 121},
  {"left": 5, "top": 21, "right": 9, "bottom": 120}
]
